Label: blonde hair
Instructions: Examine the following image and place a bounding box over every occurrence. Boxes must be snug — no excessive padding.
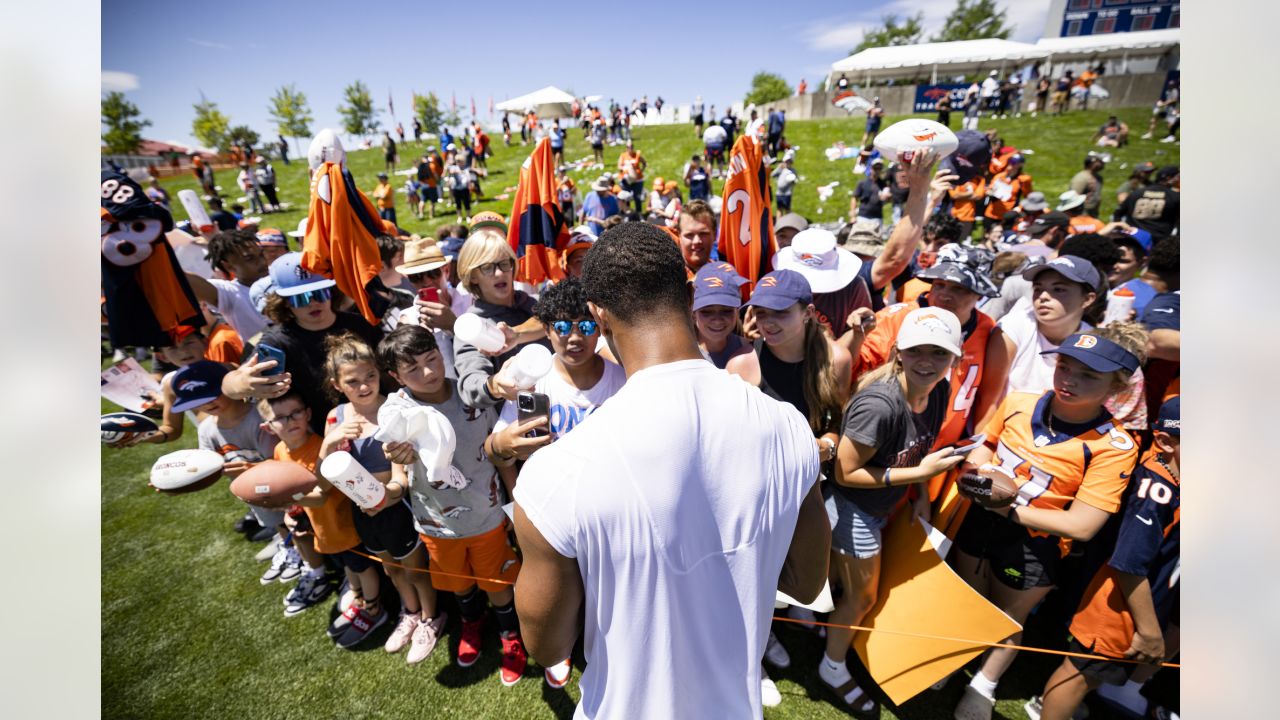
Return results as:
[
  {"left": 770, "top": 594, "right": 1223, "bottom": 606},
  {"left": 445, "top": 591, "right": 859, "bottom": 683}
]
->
[
  {"left": 456, "top": 228, "right": 517, "bottom": 296},
  {"left": 856, "top": 348, "right": 907, "bottom": 394},
  {"left": 1087, "top": 322, "right": 1149, "bottom": 390}
]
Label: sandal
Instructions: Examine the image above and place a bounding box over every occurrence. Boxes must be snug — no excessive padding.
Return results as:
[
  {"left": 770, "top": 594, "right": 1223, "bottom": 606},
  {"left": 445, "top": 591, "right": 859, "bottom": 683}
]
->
[{"left": 821, "top": 674, "right": 879, "bottom": 717}]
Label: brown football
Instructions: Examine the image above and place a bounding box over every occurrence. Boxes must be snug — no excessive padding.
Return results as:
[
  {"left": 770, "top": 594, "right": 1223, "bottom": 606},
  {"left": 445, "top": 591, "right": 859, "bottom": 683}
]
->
[
  {"left": 229, "top": 460, "right": 317, "bottom": 508},
  {"left": 958, "top": 466, "right": 1019, "bottom": 508}
]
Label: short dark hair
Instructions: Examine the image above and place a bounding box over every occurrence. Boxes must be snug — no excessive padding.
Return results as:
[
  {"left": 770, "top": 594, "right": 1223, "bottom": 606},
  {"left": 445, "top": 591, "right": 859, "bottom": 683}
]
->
[
  {"left": 376, "top": 234, "right": 402, "bottom": 267},
  {"left": 435, "top": 224, "right": 467, "bottom": 242},
  {"left": 207, "top": 229, "right": 260, "bottom": 274},
  {"left": 377, "top": 324, "right": 439, "bottom": 372},
  {"left": 581, "top": 222, "right": 689, "bottom": 323},
  {"left": 1146, "top": 237, "right": 1179, "bottom": 280},
  {"left": 925, "top": 213, "right": 963, "bottom": 243},
  {"left": 533, "top": 278, "right": 590, "bottom": 325},
  {"left": 265, "top": 389, "right": 307, "bottom": 413},
  {"left": 208, "top": 197, "right": 223, "bottom": 209},
  {"left": 1059, "top": 233, "right": 1122, "bottom": 274}
]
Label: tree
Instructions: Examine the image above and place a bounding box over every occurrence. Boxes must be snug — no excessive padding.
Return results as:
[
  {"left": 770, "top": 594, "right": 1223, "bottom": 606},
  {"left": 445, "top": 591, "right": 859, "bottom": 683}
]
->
[
  {"left": 931, "top": 0, "right": 1013, "bottom": 42},
  {"left": 743, "top": 72, "right": 792, "bottom": 106},
  {"left": 413, "top": 92, "right": 445, "bottom": 134},
  {"left": 101, "top": 91, "right": 150, "bottom": 155},
  {"left": 192, "top": 95, "right": 231, "bottom": 152},
  {"left": 268, "top": 84, "right": 313, "bottom": 155},
  {"left": 226, "top": 125, "right": 260, "bottom": 151},
  {"left": 337, "top": 81, "right": 380, "bottom": 139},
  {"left": 852, "top": 13, "right": 925, "bottom": 54}
]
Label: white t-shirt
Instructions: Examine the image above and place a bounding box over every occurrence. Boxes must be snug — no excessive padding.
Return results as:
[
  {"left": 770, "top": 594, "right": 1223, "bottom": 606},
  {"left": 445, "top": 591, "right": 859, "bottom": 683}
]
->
[
  {"left": 209, "top": 278, "right": 268, "bottom": 341},
  {"left": 495, "top": 358, "right": 625, "bottom": 440},
  {"left": 998, "top": 304, "right": 1091, "bottom": 397},
  {"left": 514, "top": 359, "right": 820, "bottom": 720}
]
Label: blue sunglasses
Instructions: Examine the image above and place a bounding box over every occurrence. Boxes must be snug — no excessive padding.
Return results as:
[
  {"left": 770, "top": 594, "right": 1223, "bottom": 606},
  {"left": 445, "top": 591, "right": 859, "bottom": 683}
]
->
[
  {"left": 285, "top": 287, "right": 332, "bottom": 308},
  {"left": 551, "top": 320, "right": 598, "bottom": 337}
]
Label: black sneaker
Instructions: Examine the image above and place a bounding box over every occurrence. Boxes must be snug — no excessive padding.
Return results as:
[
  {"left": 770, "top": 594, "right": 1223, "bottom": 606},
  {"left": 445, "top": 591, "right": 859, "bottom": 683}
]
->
[
  {"left": 234, "top": 512, "right": 262, "bottom": 535},
  {"left": 249, "top": 525, "right": 276, "bottom": 543}
]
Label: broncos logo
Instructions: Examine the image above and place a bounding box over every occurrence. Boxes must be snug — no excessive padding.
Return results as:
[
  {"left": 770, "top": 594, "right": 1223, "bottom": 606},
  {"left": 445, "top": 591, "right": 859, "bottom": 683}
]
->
[
  {"left": 758, "top": 275, "right": 779, "bottom": 288},
  {"left": 440, "top": 505, "right": 471, "bottom": 519},
  {"left": 177, "top": 379, "right": 207, "bottom": 392},
  {"left": 911, "top": 131, "right": 938, "bottom": 142},
  {"left": 703, "top": 276, "right": 725, "bottom": 289}
]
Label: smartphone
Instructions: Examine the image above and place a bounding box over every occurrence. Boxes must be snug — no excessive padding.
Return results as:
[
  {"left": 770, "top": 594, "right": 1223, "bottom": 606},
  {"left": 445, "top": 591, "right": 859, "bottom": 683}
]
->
[
  {"left": 949, "top": 433, "right": 987, "bottom": 457},
  {"left": 417, "top": 287, "right": 440, "bottom": 304},
  {"left": 517, "top": 391, "right": 550, "bottom": 438},
  {"left": 255, "top": 343, "right": 286, "bottom": 376}
]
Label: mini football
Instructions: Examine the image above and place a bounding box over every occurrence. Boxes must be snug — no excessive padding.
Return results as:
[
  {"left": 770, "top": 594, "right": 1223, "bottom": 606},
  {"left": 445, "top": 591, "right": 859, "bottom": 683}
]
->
[
  {"left": 958, "top": 465, "right": 1019, "bottom": 508},
  {"left": 149, "top": 448, "right": 225, "bottom": 495},
  {"left": 873, "top": 119, "right": 959, "bottom": 164},
  {"left": 102, "top": 412, "right": 160, "bottom": 444},
  {"left": 230, "top": 460, "right": 317, "bottom": 508}
]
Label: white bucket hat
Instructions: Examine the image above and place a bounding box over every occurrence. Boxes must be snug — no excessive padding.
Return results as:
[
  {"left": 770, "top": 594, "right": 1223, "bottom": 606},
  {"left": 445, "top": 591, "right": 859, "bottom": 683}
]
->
[{"left": 772, "top": 227, "right": 861, "bottom": 294}]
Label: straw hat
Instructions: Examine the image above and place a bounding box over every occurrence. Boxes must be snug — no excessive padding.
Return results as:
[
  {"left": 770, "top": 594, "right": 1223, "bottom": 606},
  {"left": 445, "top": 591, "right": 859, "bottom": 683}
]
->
[{"left": 395, "top": 236, "right": 448, "bottom": 275}]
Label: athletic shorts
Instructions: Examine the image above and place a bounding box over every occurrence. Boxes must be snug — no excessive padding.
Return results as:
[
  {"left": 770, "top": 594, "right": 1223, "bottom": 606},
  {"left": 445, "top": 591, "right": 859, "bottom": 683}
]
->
[
  {"left": 827, "top": 488, "right": 891, "bottom": 559},
  {"left": 705, "top": 145, "right": 724, "bottom": 160},
  {"left": 591, "top": 142, "right": 603, "bottom": 150},
  {"left": 419, "top": 521, "right": 520, "bottom": 593},
  {"left": 351, "top": 499, "right": 420, "bottom": 560},
  {"left": 954, "top": 507, "right": 1061, "bottom": 590},
  {"left": 330, "top": 547, "right": 375, "bottom": 573},
  {"left": 1066, "top": 637, "right": 1137, "bottom": 685},
  {"left": 866, "top": 118, "right": 882, "bottom": 132},
  {"left": 420, "top": 185, "right": 439, "bottom": 202},
  {"left": 693, "top": 114, "right": 703, "bottom": 125}
]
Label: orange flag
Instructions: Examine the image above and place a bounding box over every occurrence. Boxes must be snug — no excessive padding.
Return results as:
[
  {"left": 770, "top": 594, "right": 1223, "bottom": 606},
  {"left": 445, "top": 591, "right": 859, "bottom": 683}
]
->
[
  {"left": 508, "top": 137, "right": 570, "bottom": 284},
  {"left": 302, "top": 161, "right": 397, "bottom": 325},
  {"left": 716, "top": 134, "right": 776, "bottom": 294}
]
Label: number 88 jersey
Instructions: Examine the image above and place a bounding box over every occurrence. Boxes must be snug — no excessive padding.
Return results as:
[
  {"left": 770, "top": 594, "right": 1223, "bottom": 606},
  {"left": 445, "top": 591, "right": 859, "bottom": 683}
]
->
[{"left": 983, "top": 391, "right": 1139, "bottom": 521}]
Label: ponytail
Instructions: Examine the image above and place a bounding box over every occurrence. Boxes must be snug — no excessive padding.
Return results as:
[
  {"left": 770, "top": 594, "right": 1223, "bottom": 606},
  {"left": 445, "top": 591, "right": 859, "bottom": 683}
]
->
[{"left": 801, "top": 317, "right": 843, "bottom": 434}]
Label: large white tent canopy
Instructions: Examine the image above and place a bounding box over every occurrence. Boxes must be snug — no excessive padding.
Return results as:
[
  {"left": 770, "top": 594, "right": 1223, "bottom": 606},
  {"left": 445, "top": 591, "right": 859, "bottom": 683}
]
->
[
  {"left": 1034, "top": 28, "right": 1180, "bottom": 61},
  {"left": 494, "top": 86, "right": 576, "bottom": 118}
]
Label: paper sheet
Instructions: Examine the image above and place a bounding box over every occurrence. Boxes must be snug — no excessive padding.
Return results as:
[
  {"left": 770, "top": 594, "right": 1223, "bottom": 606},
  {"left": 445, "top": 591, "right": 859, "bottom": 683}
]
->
[{"left": 100, "top": 358, "right": 162, "bottom": 413}]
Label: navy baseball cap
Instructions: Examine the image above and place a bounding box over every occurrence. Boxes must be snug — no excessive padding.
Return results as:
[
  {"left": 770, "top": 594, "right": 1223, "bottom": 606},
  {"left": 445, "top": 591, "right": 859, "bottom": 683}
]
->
[
  {"left": 441, "top": 235, "right": 466, "bottom": 260},
  {"left": 1041, "top": 333, "right": 1139, "bottom": 374},
  {"left": 692, "top": 262, "right": 748, "bottom": 311},
  {"left": 1155, "top": 396, "right": 1180, "bottom": 436},
  {"left": 744, "top": 269, "right": 812, "bottom": 311},
  {"left": 171, "top": 360, "right": 229, "bottom": 412},
  {"left": 268, "top": 251, "right": 337, "bottom": 297},
  {"left": 1023, "top": 254, "right": 1101, "bottom": 290}
]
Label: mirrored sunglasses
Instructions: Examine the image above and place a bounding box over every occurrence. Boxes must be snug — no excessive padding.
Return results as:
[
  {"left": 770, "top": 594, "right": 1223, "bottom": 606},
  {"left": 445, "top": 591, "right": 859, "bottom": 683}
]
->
[
  {"left": 551, "top": 320, "right": 598, "bottom": 337},
  {"left": 285, "top": 287, "right": 332, "bottom": 308}
]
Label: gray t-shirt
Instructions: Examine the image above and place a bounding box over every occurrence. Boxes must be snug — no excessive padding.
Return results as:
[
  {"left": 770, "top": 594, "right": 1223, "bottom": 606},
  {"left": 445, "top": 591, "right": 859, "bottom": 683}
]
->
[
  {"left": 837, "top": 377, "right": 949, "bottom": 516},
  {"left": 196, "top": 405, "right": 276, "bottom": 465},
  {"left": 386, "top": 383, "right": 506, "bottom": 539}
]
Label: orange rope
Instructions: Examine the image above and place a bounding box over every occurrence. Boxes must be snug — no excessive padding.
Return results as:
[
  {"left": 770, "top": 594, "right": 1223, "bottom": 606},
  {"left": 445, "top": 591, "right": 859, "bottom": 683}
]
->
[{"left": 345, "top": 548, "right": 1179, "bottom": 670}]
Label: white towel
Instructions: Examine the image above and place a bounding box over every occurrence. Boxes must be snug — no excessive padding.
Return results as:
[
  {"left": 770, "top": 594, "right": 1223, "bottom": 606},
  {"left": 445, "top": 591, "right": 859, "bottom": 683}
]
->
[{"left": 375, "top": 399, "right": 459, "bottom": 490}]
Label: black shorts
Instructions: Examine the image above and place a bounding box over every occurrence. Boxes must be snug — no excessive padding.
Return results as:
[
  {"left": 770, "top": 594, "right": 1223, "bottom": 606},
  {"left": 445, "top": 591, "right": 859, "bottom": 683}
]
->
[
  {"left": 591, "top": 142, "right": 603, "bottom": 150},
  {"left": 420, "top": 185, "right": 439, "bottom": 202},
  {"left": 954, "top": 506, "right": 1061, "bottom": 590},
  {"left": 351, "top": 499, "right": 420, "bottom": 559},
  {"left": 706, "top": 146, "right": 724, "bottom": 160},
  {"left": 693, "top": 114, "right": 703, "bottom": 125},
  {"left": 1066, "top": 637, "right": 1136, "bottom": 685},
  {"left": 331, "top": 547, "right": 374, "bottom": 573}
]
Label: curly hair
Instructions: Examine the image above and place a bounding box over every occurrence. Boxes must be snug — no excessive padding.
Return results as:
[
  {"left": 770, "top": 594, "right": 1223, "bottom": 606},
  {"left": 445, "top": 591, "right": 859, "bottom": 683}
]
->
[
  {"left": 1080, "top": 322, "right": 1149, "bottom": 391},
  {"left": 925, "top": 213, "right": 963, "bottom": 244},
  {"left": 533, "top": 278, "right": 591, "bottom": 325},
  {"left": 581, "top": 222, "right": 691, "bottom": 324},
  {"left": 206, "top": 229, "right": 259, "bottom": 274},
  {"left": 1146, "top": 237, "right": 1178, "bottom": 282}
]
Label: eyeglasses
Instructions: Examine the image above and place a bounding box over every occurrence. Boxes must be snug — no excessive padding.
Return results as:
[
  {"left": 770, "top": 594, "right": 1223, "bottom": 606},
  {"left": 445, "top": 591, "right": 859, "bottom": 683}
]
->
[
  {"left": 269, "top": 408, "right": 307, "bottom": 425},
  {"left": 285, "top": 287, "right": 332, "bottom": 308},
  {"left": 551, "top": 320, "right": 598, "bottom": 337},
  {"left": 476, "top": 259, "right": 515, "bottom": 276}
]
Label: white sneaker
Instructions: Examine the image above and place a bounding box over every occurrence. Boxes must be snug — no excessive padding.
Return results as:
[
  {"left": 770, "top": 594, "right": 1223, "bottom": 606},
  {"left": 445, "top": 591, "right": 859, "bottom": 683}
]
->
[
  {"left": 761, "top": 668, "right": 782, "bottom": 708},
  {"left": 1160, "top": 136, "right": 1176, "bottom": 143},
  {"left": 384, "top": 611, "right": 419, "bottom": 654},
  {"left": 544, "top": 657, "right": 572, "bottom": 689},
  {"left": 954, "top": 685, "right": 995, "bottom": 720},
  {"left": 1141, "top": 132, "right": 1154, "bottom": 139},
  {"left": 255, "top": 535, "right": 283, "bottom": 562},
  {"left": 259, "top": 545, "right": 289, "bottom": 584},
  {"left": 764, "top": 630, "right": 791, "bottom": 669}
]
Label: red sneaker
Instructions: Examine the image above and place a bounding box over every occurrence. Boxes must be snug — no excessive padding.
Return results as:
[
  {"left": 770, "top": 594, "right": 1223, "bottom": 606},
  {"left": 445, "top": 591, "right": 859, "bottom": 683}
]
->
[
  {"left": 457, "top": 617, "right": 484, "bottom": 668},
  {"left": 499, "top": 632, "right": 528, "bottom": 687}
]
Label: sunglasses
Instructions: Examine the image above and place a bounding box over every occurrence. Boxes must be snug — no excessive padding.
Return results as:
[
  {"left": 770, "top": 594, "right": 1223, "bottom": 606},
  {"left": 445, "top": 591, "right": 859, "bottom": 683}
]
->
[
  {"left": 477, "top": 259, "right": 515, "bottom": 276},
  {"left": 285, "top": 288, "right": 332, "bottom": 308},
  {"left": 551, "top": 320, "right": 598, "bottom": 337}
]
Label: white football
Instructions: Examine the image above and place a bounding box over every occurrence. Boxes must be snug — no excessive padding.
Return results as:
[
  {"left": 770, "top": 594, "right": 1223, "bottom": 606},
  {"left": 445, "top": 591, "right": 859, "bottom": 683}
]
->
[
  {"left": 307, "top": 128, "right": 346, "bottom": 171},
  {"left": 149, "top": 448, "right": 225, "bottom": 495},
  {"left": 873, "top": 119, "right": 959, "bottom": 163}
]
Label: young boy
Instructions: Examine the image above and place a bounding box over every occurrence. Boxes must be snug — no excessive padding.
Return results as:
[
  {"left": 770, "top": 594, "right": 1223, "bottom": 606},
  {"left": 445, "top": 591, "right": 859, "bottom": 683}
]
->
[
  {"left": 261, "top": 390, "right": 386, "bottom": 645},
  {"left": 377, "top": 325, "right": 527, "bottom": 686},
  {"left": 1028, "top": 397, "right": 1181, "bottom": 720}
]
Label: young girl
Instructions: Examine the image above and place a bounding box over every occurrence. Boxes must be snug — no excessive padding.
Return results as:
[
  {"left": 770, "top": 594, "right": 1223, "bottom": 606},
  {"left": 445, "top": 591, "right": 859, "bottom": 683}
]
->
[
  {"left": 320, "top": 333, "right": 446, "bottom": 664},
  {"left": 950, "top": 325, "right": 1143, "bottom": 720},
  {"left": 692, "top": 263, "right": 752, "bottom": 370},
  {"left": 998, "top": 255, "right": 1099, "bottom": 397},
  {"left": 821, "top": 307, "right": 969, "bottom": 715}
]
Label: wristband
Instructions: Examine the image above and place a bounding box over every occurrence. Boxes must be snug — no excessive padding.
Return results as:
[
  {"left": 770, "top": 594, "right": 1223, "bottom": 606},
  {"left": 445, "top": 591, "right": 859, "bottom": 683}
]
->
[{"left": 883, "top": 467, "right": 892, "bottom": 488}]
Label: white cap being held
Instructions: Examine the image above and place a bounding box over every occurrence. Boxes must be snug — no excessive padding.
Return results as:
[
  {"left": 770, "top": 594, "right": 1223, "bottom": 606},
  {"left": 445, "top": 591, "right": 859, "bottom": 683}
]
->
[{"left": 896, "top": 307, "right": 963, "bottom": 357}]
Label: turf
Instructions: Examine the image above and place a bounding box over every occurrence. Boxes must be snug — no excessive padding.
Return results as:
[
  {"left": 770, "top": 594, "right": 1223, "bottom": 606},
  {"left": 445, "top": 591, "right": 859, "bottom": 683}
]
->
[{"left": 104, "top": 108, "right": 1178, "bottom": 719}]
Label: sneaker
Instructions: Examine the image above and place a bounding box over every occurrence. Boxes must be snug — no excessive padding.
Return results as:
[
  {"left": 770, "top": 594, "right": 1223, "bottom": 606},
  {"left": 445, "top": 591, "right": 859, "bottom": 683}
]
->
[
  {"left": 260, "top": 545, "right": 289, "bottom": 585},
  {"left": 764, "top": 630, "right": 791, "bottom": 669},
  {"left": 457, "top": 617, "right": 485, "bottom": 667},
  {"left": 407, "top": 612, "right": 447, "bottom": 665},
  {"left": 761, "top": 667, "right": 782, "bottom": 708},
  {"left": 328, "top": 603, "right": 359, "bottom": 639},
  {"left": 336, "top": 604, "right": 388, "bottom": 649},
  {"left": 278, "top": 547, "right": 303, "bottom": 583},
  {"left": 282, "top": 564, "right": 313, "bottom": 606},
  {"left": 384, "top": 612, "right": 419, "bottom": 654},
  {"left": 1160, "top": 136, "right": 1176, "bottom": 143},
  {"left": 284, "top": 568, "right": 332, "bottom": 617},
  {"left": 249, "top": 525, "right": 275, "bottom": 542},
  {"left": 255, "top": 535, "right": 283, "bottom": 561},
  {"left": 1025, "top": 695, "right": 1043, "bottom": 720},
  {"left": 234, "top": 512, "right": 260, "bottom": 535},
  {"left": 544, "top": 658, "right": 571, "bottom": 689},
  {"left": 499, "top": 632, "right": 528, "bottom": 687},
  {"left": 1141, "top": 132, "right": 1154, "bottom": 139},
  {"left": 954, "top": 685, "right": 995, "bottom": 720}
]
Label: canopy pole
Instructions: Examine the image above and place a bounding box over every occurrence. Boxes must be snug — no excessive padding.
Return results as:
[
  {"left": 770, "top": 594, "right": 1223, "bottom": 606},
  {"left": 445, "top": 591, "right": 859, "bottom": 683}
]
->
[
  {"left": 931, "top": 63, "right": 938, "bottom": 85},
  {"left": 1122, "top": 50, "right": 1129, "bottom": 74}
]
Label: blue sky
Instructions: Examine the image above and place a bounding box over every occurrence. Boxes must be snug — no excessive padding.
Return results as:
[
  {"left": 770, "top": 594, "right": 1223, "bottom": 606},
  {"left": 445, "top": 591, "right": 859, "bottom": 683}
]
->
[{"left": 103, "top": 0, "right": 1049, "bottom": 149}]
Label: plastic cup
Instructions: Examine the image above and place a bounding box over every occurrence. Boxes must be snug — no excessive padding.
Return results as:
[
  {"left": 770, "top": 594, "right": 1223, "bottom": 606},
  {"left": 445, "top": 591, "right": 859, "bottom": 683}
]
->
[
  {"left": 508, "top": 344, "right": 554, "bottom": 390},
  {"left": 453, "top": 313, "right": 506, "bottom": 353},
  {"left": 319, "top": 451, "right": 386, "bottom": 509},
  {"left": 1102, "top": 287, "right": 1135, "bottom": 327}
]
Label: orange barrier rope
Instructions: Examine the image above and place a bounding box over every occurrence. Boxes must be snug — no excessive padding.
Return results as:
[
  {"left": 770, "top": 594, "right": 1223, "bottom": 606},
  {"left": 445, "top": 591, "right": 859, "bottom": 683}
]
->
[{"left": 345, "top": 548, "right": 1179, "bottom": 670}]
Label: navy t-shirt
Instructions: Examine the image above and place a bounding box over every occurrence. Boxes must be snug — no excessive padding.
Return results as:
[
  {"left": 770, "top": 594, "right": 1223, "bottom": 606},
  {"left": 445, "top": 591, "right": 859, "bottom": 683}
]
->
[
  {"left": 1141, "top": 291, "right": 1180, "bottom": 331},
  {"left": 854, "top": 177, "right": 887, "bottom": 221}
]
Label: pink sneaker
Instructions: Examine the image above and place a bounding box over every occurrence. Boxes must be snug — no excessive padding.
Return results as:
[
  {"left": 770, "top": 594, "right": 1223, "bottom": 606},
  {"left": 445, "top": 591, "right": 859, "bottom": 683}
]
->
[
  {"left": 407, "top": 612, "right": 447, "bottom": 665},
  {"left": 384, "top": 612, "right": 419, "bottom": 654}
]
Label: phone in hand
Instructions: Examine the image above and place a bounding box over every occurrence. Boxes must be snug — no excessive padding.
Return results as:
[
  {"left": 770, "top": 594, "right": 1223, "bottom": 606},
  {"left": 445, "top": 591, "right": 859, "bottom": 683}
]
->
[
  {"left": 517, "top": 391, "right": 550, "bottom": 438},
  {"left": 417, "top": 287, "right": 440, "bottom": 304},
  {"left": 949, "top": 433, "right": 987, "bottom": 457},
  {"left": 255, "top": 343, "right": 286, "bottom": 376}
]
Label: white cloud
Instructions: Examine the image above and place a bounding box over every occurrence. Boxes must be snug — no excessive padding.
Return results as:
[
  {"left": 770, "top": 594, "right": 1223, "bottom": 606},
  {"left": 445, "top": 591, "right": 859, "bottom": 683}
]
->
[
  {"left": 186, "top": 38, "right": 230, "bottom": 50},
  {"left": 805, "top": 0, "right": 1051, "bottom": 54},
  {"left": 101, "top": 70, "right": 139, "bottom": 92}
]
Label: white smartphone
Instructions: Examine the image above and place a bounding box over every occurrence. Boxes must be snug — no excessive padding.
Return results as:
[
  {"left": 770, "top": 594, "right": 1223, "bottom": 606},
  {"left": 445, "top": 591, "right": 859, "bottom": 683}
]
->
[{"left": 950, "top": 433, "right": 987, "bottom": 457}]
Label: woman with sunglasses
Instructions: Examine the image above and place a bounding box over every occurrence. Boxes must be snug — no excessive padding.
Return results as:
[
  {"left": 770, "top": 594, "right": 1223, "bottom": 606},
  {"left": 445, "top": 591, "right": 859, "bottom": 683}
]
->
[
  {"left": 221, "top": 252, "right": 387, "bottom": 433},
  {"left": 453, "top": 229, "right": 552, "bottom": 410}
]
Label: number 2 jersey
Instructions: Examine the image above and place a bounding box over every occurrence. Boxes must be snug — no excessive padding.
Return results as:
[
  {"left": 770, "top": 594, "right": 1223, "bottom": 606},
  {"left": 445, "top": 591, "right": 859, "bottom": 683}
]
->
[
  {"left": 982, "top": 391, "right": 1139, "bottom": 553},
  {"left": 1069, "top": 448, "right": 1180, "bottom": 658}
]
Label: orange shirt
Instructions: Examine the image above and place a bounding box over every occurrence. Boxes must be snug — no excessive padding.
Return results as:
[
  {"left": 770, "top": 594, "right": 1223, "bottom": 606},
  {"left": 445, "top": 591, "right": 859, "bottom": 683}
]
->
[
  {"left": 618, "top": 151, "right": 645, "bottom": 181},
  {"left": 949, "top": 178, "right": 985, "bottom": 223},
  {"left": 274, "top": 435, "right": 360, "bottom": 554},
  {"left": 373, "top": 181, "right": 395, "bottom": 210},
  {"left": 898, "top": 278, "right": 930, "bottom": 305},
  {"left": 1068, "top": 214, "right": 1103, "bottom": 235},
  {"left": 203, "top": 322, "right": 244, "bottom": 365},
  {"left": 984, "top": 171, "right": 1029, "bottom": 220}
]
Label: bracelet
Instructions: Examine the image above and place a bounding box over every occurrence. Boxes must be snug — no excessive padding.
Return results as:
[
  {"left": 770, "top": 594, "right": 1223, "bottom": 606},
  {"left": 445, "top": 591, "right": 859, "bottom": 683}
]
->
[
  {"left": 883, "top": 467, "right": 892, "bottom": 488},
  {"left": 819, "top": 437, "right": 835, "bottom": 461}
]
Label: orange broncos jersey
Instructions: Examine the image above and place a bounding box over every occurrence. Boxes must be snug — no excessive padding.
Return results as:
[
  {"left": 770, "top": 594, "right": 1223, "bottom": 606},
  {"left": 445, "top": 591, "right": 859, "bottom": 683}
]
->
[
  {"left": 1068, "top": 214, "right": 1103, "bottom": 235},
  {"left": 982, "top": 391, "right": 1138, "bottom": 550}
]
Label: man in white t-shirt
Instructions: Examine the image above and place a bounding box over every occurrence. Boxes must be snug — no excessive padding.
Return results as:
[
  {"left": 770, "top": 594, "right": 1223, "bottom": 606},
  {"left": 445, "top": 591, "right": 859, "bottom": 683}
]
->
[
  {"left": 184, "top": 229, "right": 270, "bottom": 341},
  {"left": 512, "top": 222, "right": 830, "bottom": 719}
]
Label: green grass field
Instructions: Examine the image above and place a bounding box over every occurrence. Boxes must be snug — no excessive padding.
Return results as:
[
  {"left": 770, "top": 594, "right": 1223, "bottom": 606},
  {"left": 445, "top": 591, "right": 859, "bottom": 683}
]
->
[{"left": 104, "top": 108, "right": 1178, "bottom": 719}]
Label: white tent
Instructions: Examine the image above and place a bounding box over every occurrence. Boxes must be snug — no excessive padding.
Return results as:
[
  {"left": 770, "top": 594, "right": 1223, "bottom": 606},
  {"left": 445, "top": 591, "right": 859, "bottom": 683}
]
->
[
  {"left": 1034, "top": 28, "right": 1180, "bottom": 60},
  {"left": 494, "top": 86, "right": 576, "bottom": 118},
  {"left": 830, "top": 39, "right": 1046, "bottom": 84}
]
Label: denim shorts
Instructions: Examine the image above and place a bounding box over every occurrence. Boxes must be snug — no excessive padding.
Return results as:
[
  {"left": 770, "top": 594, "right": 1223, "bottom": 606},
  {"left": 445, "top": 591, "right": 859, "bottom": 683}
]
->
[{"left": 827, "top": 488, "right": 891, "bottom": 559}]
